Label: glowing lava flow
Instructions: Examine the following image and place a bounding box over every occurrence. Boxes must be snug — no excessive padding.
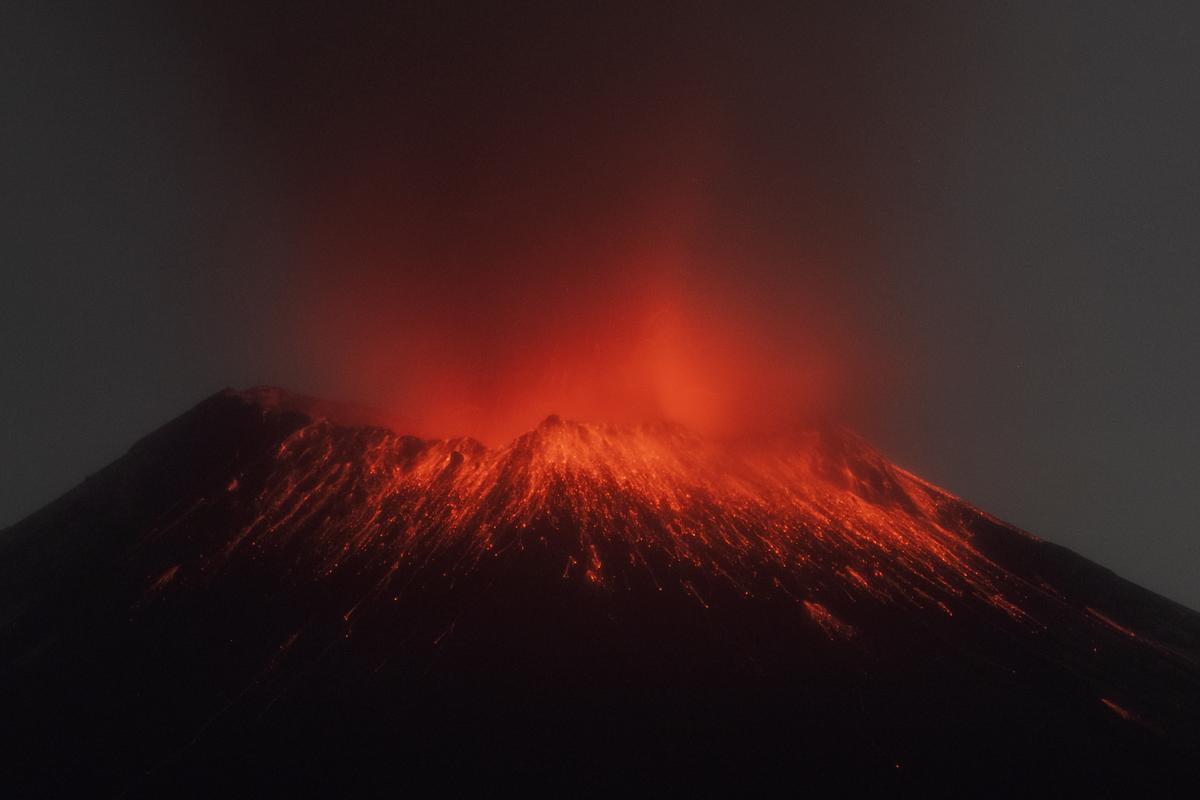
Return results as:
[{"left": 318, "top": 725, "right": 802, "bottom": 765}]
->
[
  {"left": 145, "top": 387, "right": 1098, "bottom": 641},
  {"left": 8, "top": 385, "right": 1200, "bottom": 794}
]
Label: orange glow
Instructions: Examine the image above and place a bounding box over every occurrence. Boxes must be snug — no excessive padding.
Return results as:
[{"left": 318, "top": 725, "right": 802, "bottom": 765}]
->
[
  {"left": 803, "top": 600, "right": 857, "bottom": 640},
  {"left": 283, "top": 102, "right": 866, "bottom": 445},
  {"left": 291, "top": 246, "right": 849, "bottom": 445},
  {"left": 1100, "top": 698, "right": 1136, "bottom": 722},
  {"left": 178, "top": 389, "right": 1141, "bottom": 637}
]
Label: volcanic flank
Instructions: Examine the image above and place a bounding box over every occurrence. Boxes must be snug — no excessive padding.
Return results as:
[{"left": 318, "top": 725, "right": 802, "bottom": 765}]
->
[{"left": 2, "top": 387, "right": 1199, "bottom": 794}]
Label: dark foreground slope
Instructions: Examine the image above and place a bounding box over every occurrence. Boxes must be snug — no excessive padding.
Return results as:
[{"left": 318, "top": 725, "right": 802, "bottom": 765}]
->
[{"left": 2, "top": 388, "right": 1198, "bottom": 796}]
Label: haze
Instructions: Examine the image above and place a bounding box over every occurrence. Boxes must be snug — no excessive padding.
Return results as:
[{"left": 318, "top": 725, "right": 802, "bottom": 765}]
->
[{"left": 3, "top": 2, "right": 1198, "bottom": 608}]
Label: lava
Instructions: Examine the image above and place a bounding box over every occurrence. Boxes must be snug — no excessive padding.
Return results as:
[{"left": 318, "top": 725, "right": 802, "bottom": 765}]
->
[
  {"left": 6, "top": 386, "right": 1200, "bottom": 793},
  {"left": 149, "top": 387, "right": 1111, "bottom": 636}
]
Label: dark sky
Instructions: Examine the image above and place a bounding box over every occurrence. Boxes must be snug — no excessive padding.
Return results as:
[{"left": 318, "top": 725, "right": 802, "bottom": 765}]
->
[{"left": 4, "top": 2, "right": 1198, "bottom": 609}]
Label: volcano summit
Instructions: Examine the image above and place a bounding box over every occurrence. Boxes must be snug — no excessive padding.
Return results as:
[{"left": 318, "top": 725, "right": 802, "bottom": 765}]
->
[{"left": 2, "top": 387, "right": 1198, "bottom": 794}]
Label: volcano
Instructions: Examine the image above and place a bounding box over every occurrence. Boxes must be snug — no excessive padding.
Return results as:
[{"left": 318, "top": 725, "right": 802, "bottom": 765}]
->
[{"left": 2, "top": 387, "right": 1198, "bottom": 795}]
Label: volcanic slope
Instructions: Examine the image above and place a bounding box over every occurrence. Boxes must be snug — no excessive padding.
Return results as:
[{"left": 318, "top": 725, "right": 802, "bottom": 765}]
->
[{"left": 2, "top": 387, "right": 1198, "bottom": 794}]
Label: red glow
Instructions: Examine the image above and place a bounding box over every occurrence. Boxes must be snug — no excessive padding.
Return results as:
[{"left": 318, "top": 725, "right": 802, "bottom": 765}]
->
[
  {"left": 282, "top": 94, "right": 867, "bottom": 443},
  {"left": 291, "top": 219, "right": 853, "bottom": 444},
  {"left": 191, "top": 389, "right": 1118, "bottom": 636}
]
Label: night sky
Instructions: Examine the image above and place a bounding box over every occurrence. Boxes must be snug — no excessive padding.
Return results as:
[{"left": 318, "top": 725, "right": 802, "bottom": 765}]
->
[{"left": 4, "top": 2, "right": 1198, "bottom": 609}]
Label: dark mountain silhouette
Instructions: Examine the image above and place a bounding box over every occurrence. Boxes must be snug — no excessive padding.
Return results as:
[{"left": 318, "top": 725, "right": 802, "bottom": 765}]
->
[{"left": 3, "top": 387, "right": 1198, "bottom": 795}]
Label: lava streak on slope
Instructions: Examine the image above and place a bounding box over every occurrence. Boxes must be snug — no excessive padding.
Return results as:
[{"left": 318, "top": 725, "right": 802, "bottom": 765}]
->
[
  {"left": 3, "top": 387, "right": 1200, "bottom": 794},
  {"left": 144, "top": 388, "right": 1177, "bottom": 652}
]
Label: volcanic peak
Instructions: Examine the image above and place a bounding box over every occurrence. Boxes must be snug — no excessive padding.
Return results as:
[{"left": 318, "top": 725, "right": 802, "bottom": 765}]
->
[
  {"left": 5, "top": 384, "right": 1200, "bottom": 794},
  {"left": 194, "top": 388, "right": 1025, "bottom": 622}
]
